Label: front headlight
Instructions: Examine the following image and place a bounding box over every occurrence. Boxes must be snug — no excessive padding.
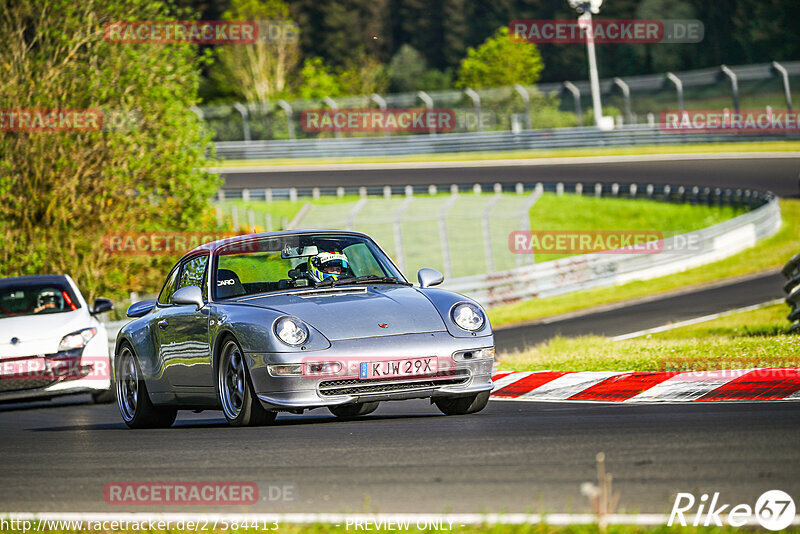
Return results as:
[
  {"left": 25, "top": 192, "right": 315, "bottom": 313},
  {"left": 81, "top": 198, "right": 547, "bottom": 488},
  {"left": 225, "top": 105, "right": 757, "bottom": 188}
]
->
[
  {"left": 451, "top": 303, "right": 485, "bottom": 331},
  {"left": 58, "top": 327, "right": 97, "bottom": 352},
  {"left": 274, "top": 317, "right": 309, "bottom": 346}
]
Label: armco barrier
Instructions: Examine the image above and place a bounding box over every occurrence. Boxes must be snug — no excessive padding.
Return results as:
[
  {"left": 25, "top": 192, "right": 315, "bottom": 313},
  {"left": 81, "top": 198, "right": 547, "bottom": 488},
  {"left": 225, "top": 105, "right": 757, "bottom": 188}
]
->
[
  {"left": 443, "top": 192, "right": 781, "bottom": 308},
  {"left": 782, "top": 253, "right": 800, "bottom": 332},
  {"left": 213, "top": 126, "right": 799, "bottom": 160}
]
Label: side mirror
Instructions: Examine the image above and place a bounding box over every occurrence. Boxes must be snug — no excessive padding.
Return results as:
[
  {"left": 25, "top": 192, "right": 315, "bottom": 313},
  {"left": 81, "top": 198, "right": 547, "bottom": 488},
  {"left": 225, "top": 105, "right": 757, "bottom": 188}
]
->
[
  {"left": 91, "top": 298, "right": 114, "bottom": 315},
  {"left": 418, "top": 268, "right": 444, "bottom": 288},
  {"left": 127, "top": 299, "right": 156, "bottom": 318},
  {"left": 172, "top": 286, "right": 204, "bottom": 310}
]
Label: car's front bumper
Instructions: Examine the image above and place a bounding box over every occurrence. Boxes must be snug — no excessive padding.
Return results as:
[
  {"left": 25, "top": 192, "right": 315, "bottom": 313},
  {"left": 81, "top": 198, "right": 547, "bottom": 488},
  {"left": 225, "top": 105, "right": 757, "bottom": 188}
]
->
[
  {"left": 0, "top": 351, "right": 111, "bottom": 402},
  {"left": 244, "top": 331, "right": 494, "bottom": 410}
]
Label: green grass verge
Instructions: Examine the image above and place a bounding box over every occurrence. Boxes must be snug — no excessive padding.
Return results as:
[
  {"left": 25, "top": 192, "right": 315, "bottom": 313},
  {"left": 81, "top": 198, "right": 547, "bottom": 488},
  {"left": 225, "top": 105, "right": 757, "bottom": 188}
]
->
[
  {"left": 213, "top": 141, "right": 800, "bottom": 167},
  {"left": 489, "top": 198, "right": 800, "bottom": 328},
  {"left": 498, "top": 302, "right": 797, "bottom": 372}
]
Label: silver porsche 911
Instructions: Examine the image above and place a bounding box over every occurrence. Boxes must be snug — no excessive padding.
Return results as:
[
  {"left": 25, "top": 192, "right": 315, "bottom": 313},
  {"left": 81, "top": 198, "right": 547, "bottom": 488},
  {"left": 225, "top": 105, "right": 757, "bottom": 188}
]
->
[{"left": 115, "top": 230, "right": 494, "bottom": 428}]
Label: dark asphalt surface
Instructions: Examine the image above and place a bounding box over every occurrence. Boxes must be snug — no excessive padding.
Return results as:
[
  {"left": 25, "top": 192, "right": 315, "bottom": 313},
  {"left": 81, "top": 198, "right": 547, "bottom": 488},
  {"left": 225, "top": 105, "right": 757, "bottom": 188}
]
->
[
  {"left": 494, "top": 271, "right": 785, "bottom": 352},
  {"left": 3, "top": 156, "right": 798, "bottom": 516},
  {"left": 220, "top": 156, "right": 800, "bottom": 198},
  {"left": 2, "top": 395, "right": 799, "bottom": 514}
]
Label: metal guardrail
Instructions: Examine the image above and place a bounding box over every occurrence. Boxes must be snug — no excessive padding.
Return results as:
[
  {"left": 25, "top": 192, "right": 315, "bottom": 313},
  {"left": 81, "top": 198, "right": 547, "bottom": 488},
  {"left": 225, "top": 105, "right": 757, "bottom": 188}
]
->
[
  {"left": 782, "top": 254, "right": 800, "bottom": 332},
  {"left": 214, "top": 126, "right": 800, "bottom": 160},
  {"left": 442, "top": 186, "right": 780, "bottom": 308}
]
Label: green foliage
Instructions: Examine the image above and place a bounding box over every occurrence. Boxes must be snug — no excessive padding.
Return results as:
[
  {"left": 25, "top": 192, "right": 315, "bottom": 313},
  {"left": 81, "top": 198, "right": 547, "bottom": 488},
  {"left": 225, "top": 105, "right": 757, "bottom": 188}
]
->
[
  {"left": 296, "top": 57, "right": 343, "bottom": 100},
  {"left": 0, "top": 0, "right": 219, "bottom": 300},
  {"left": 456, "top": 27, "right": 543, "bottom": 89},
  {"left": 388, "top": 45, "right": 428, "bottom": 93}
]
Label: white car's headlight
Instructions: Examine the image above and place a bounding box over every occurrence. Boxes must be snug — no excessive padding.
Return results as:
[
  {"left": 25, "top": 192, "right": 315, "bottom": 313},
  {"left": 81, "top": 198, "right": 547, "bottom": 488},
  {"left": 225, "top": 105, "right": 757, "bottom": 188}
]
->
[
  {"left": 274, "top": 317, "right": 309, "bottom": 346},
  {"left": 58, "top": 327, "right": 97, "bottom": 352},
  {"left": 451, "top": 303, "right": 484, "bottom": 331}
]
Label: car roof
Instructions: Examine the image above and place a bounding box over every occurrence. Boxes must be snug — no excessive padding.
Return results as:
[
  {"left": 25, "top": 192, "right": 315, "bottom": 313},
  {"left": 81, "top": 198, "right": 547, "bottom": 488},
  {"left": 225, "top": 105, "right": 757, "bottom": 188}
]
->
[
  {"left": 186, "top": 229, "right": 372, "bottom": 256},
  {"left": 0, "top": 274, "right": 70, "bottom": 287}
]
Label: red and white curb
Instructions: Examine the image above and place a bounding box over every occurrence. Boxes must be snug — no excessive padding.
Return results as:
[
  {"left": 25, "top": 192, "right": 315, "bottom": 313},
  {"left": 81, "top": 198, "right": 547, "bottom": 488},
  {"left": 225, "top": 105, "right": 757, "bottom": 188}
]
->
[{"left": 490, "top": 368, "right": 800, "bottom": 402}]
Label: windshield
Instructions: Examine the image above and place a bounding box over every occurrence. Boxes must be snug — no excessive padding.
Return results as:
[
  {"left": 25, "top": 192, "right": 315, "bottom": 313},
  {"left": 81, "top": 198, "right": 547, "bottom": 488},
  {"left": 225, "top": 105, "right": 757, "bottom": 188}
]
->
[
  {"left": 213, "top": 233, "right": 405, "bottom": 299},
  {"left": 0, "top": 280, "right": 81, "bottom": 318}
]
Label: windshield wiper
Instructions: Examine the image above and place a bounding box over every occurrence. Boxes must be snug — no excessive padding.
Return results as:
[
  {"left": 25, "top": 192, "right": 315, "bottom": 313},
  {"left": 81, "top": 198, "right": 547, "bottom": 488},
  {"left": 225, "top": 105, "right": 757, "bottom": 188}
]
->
[{"left": 316, "top": 275, "right": 411, "bottom": 288}]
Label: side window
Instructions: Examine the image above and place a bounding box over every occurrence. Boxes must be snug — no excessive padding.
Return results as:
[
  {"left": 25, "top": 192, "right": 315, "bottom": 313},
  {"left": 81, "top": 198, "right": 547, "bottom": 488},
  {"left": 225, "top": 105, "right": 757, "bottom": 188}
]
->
[
  {"left": 177, "top": 254, "right": 209, "bottom": 301},
  {"left": 157, "top": 266, "right": 181, "bottom": 306}
]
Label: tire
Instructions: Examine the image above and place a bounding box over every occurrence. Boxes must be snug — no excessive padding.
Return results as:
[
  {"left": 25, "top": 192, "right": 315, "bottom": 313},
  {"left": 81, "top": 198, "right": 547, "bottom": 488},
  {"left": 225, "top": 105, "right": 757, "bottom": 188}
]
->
[
  {"left": 329, "top": 401, "right": 379, "bottom": 419},
  {"left": 433, "top": 391, "right": 490, "bottom": 416},
  {"left": 218, "top": 337, "right": 276, "bottom": 427},
  {"left": 115, "top": 345, "right": 177, "bottom": 429},
  {"left": 91, "top": 386, "right": 116, "bottom": 404}
]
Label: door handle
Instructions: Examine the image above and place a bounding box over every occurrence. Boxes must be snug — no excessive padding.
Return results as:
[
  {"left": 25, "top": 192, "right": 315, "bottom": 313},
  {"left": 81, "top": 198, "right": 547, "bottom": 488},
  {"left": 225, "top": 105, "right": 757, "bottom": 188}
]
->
[{"left": 158, "top": 319, "right": 169, "bottom": 330}]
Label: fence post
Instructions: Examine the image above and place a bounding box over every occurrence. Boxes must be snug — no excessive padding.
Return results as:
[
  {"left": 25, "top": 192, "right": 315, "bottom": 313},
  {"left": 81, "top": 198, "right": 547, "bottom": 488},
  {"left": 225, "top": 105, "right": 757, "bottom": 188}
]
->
[
  {"left": 464, "top": 88, "right": 482, "bottom": 132},
  {"left": 370, "top": 93, "right": 390, "bottom": 136},
  {"left": 277, "top": 100, "right": 295, "bottom": 140},
  {"left": 312, "top": 187, "right": 320, "bottom": 200},
  {"left": 612, "top": 77, "right": 632, "bottom": 125},
  {"left": 323, "top": 96, "right": 342, "bottom": 138},
  {"left": 265, "top": 188, "right": 273, "bottom": 202},
  {"left": 336, "top": 186, "right": 345, "bottom": 198},
  {"left": 665, "top": 72, "right": 684, "bottom": 113},
  {"left": 242, "top": 188, "right": 250, "bottom": 202},
  {"left": 289, "top": 188, "right": 298, "bottom": 202},
  {"left": 772, "top": 61, "right": 793, "bottom": 111},
  {"left": 384, "top": 185, "right": 392, "bottom": 199},
  {"left": 417, "top": 91, "right": 436, "bottom": 136},
  {"left": 233, "top": 103, "right": 251, "bottom": 142},
  {"left": 563, "top": 81, "right": 583, "bottom": 127},
  {"left": 248, "top": 209, "right": 256, "bottom": 232},
  {"left": 720, "top": 65, "right": 740, "bottom": 113},
  {"left": 231, "top": 207, "right": 240, "bottom": 232},
  {"left": 514, "top": 84, "right": 532, "bottom": 130}
]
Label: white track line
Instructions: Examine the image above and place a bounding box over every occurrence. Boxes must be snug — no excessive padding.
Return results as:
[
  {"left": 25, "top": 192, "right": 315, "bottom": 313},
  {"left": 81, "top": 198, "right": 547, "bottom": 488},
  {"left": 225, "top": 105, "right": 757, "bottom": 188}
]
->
[
  {"left": 611, "top": 299, "right": 783, "bottom": 341},
  {"left": 209, "top": 151, "right": 800, "bottom": 174}
]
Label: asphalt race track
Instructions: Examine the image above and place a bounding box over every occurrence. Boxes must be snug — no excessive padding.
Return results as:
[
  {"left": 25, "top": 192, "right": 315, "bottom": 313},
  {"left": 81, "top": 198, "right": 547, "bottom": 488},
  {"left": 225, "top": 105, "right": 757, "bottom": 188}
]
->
[
  {"left": 2, "top": 396, "right": 799, "bottom": 514},
  {"left": 220, "top": 155, "right": 800, "bottom": 198},
  {"left": 3, "top": 154, "right": 798, "bottom": 516},
  {"left": 494, "top": 271, "right": 785, "bottom": 352}
]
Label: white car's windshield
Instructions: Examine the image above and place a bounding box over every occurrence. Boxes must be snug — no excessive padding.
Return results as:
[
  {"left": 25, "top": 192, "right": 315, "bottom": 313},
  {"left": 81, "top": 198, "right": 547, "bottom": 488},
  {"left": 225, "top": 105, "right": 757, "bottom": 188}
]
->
[
  {"left": 0, "top": 280, "right": 81, "bottom": 318},
  {"left": 213, "top": 234, "right": 405, "bottom": 299}
]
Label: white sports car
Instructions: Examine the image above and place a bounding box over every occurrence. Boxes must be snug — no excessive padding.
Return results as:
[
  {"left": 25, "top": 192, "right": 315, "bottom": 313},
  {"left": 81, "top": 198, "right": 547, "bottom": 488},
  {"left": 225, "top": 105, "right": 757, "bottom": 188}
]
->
[{"left": 0, "top": 275, "right": 114, "bottom": 403}]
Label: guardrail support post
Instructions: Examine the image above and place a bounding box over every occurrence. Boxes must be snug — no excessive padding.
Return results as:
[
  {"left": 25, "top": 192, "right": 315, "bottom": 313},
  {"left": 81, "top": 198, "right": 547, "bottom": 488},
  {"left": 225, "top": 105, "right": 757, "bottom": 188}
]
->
[
  {"left": 323, "top": 96, "right": 342, "bottom": 138},
  {"left": 289, "top": 188, "right": 298, "bottom": 202},
  {"left": 771, "top": 61, "right": 793, "bottom": 111},
  {"left": 575, "top": 182, "right": 583, "bottom": 195},
  {"left": 665, "top": 72, "right": 684, "bottom": 113},
  {"left": 336, "top": 187, "right": 345, "bottom": 198},
  {"left": 563, "top": 81, "right": 583, "bottom": 127},
  {"left": 720, "top": 65, "right": 740, "bottom": 113},
  {"left": 277, "top": 100, "right": 295, "bottom": 140},
  {"left": 514, "top": 84, "right": 532, "bottom": 130},
  {"left": 233, "top": 103, "right": 251, "bottom": 142},
  {"left": 312, "top": 187, "right": 320, "bottom": 200},
  {"left": 242, "top": 188, "right": 250, "bottom": 202},
  {"left": 464, "top": 88, "right": 482, "bottom": 132},
  {"left": 612, "top": 77, "right": 632, "bottom": 125}
]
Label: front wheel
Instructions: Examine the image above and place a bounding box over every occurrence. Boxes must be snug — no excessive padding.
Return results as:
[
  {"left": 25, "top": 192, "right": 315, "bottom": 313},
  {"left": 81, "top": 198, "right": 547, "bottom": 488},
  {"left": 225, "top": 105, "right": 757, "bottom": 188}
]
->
[
  {"left": 433, "top": 391, "right": 490, "bottom": 416},
  {"left": 116, "top": 345, "right": 177, "bottom": 428},
  {"left": 218, "top": 338, "right": 276, "bottom": 427},
  {"left": 329, "top": 401, "right": 379, "bottom": 419}
]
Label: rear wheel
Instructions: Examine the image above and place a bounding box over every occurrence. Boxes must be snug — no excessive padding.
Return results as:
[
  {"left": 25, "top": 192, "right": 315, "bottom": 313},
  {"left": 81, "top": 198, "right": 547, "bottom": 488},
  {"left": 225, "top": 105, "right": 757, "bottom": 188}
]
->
[
  {"left": 218, "top": 338, "right": 276, "bottom": 427},
  {"left": 329, "top": 401, "right": 379, "bottom": 419},
  {"left": 433, "top": 391, "right": 490, "bottom": 416},
  {"left": 116, "top": 345, "right": 177, "bottom": 428}
]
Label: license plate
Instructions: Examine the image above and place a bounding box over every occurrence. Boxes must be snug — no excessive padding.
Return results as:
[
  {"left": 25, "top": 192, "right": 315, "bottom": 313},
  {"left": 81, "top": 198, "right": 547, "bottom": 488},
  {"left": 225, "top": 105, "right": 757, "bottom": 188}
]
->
[{"left": 360, "top": 358, "right": 437, "bottom": 379}]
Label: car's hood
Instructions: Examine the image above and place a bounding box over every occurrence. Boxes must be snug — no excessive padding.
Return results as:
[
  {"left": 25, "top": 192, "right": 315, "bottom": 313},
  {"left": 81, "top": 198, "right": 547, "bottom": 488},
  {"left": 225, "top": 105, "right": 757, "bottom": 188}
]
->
[
  {"left": 232, "top": 285, "right": 447, "bottom": 340},
  {"left": 0, "top": 310, "right": 89, "bottom": 358}
]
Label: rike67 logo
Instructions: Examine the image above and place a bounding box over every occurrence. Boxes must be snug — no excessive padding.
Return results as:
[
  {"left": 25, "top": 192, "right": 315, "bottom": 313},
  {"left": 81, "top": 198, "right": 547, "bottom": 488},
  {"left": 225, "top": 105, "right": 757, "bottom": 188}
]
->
[{"left": 669, "top": 490, "right": 795, "bottom": 530}]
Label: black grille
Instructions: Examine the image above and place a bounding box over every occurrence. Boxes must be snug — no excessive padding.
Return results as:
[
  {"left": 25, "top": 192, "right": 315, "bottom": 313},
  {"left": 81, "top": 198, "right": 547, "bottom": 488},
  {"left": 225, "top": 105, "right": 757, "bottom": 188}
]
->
[
  {"left": 319, "top": 371, "right": 470, "bottom": 397},
  {"left": 0, "top": 378, "right": 57, "bottom": 393}
]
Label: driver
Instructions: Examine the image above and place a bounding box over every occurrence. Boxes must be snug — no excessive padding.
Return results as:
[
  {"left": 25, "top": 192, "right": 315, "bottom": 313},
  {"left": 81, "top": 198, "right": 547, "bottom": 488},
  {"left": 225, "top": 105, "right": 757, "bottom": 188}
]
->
[
  {"left": 34, "top": 289, "right": 59, "bottom": 313},
  {"left": 308, "top": 251, "right": 349, "bottom": 282}
]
